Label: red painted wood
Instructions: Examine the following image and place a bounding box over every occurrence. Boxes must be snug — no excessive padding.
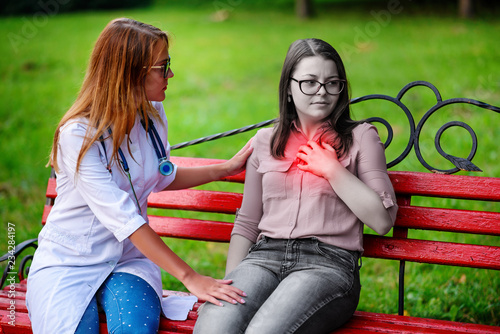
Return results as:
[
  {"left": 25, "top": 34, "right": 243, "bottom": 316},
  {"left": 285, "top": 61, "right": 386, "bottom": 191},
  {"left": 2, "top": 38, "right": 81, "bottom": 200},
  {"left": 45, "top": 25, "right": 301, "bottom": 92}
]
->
[
  {"left": 46, "top": 168, "right": 500, "bottom": 202},
  {"left": 159, "top": 318, "right": 197, "bottom": 332},
  {"left": 149, "top": 216, "right": 233, "bottom": 242},
  {"left": 47, "top": 182, "right": 242, "bottom": 213},
  {"left": 393, "top": 196, "right": 411, "bottom": 239},
  {"left": 2, "top": 308, "right": 499, "bottom": 334},
  {"left": 396, "top": 206, "right": 500, "bottom": 235},
  {"left": 41, "top": 205, "right": 50, "bottom": 225},
  {"left": 168, "top": 158, "right": 500, "bottom": 201},
  {"left": 0, "top": 310, "right": 32, "bottom": 333},
  {"left": 0, "top": 297, "right": 27, "bottom": 313},
  {"left": 30, "top": 160, "right": 500, "bottom": 334},
  {"left": 5, "top": 284, "right": 26, "bottom": 294},
  {"left": 46, "top": 178, "right": 56, "bottom": 198},
  {"left": 147, "top": 189, "right": 242, "bottom": 213},
  {"left": 389, "top": 171, "right": 500, "bottom": 201},
  {"left": 170, "top": 156, "right": 245, "bottom": 183},
  {"left": 0, "top": 291, "right": 26, "bottom": 300},
  {"left": 363, "top": 235, "right": 500, "bottom": 269},
  {"left": 153, "top": 310, "right": 500, "bottom": 334},
  {"left": 2, "top": 300, "right": 499, "bottom": 334},
  {"left": 350, "top": 311, "right": 500, "bottom": 334},
  {"left": 45, "top": 169, "right": 500, "bottom": 213},
  {"left": 150, "top": 216, "right": 500, "bottom": 269}
]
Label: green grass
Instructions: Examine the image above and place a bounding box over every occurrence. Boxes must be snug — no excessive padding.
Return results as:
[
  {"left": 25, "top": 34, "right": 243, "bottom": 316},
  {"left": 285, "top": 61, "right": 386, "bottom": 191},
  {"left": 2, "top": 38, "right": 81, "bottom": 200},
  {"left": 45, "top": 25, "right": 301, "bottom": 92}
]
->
[{"left": 0, "top": 1, "right": 499, "bottom": 326}]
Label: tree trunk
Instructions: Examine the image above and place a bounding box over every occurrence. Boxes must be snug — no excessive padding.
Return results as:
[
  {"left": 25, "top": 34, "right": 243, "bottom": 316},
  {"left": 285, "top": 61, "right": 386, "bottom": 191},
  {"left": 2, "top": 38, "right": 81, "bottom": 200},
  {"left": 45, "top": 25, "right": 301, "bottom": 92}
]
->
[
  {"left": 296, "top": 0, "right": 314, "bottom": 19},
  {"left": 459, "top": 0, "right": 473, "bottom": 18}
]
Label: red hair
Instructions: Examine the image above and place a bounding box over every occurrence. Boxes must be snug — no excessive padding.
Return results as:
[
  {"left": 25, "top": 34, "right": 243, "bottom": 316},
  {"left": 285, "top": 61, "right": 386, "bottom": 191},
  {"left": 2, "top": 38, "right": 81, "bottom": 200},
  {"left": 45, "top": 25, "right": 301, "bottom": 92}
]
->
[{"left": 50, "top": 18, "right": 169, "bottom": 173}]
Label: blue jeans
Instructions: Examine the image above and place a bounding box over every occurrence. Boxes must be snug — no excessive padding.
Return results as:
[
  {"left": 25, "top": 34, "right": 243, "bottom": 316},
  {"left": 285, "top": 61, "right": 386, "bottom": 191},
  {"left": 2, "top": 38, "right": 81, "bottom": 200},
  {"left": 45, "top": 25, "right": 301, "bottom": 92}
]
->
[
  {"left": 194, "top": 237, "right": 361, "bottom": 334},
  {"left": 75, "top": 272, "right": 161, "bottom": 334}
]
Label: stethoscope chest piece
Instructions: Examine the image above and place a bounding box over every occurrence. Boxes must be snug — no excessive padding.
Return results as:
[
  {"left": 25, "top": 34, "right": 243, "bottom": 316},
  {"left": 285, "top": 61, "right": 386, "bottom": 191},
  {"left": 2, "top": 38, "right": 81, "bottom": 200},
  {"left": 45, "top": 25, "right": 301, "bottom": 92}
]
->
[
  {"left": 141, "top": 117, "right": 174, "bottom": 177},
  {"left": 159, "top": 158, "right": 174, "bottom": 176}
]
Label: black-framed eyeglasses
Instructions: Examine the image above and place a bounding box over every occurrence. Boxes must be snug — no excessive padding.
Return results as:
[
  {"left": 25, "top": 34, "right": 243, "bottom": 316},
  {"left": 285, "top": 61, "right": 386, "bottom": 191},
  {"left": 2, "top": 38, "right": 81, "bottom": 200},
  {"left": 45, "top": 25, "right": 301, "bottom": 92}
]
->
[
  {"left": 147, "top": 56, "right": 171, "bottom": 78},
  {"left": 291, "top": 78, "right": 346, "bottom": 95}
]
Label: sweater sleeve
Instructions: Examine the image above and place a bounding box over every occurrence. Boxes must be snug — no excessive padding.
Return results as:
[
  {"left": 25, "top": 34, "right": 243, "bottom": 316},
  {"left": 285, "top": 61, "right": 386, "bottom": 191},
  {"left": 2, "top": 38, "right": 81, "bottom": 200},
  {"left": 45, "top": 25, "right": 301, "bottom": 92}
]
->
[
  {"left": 356, "top": 124, "right": 398, "bottom": 224},
  {"left": 231, "top": 133, "right": 264, "bottom": 242}
]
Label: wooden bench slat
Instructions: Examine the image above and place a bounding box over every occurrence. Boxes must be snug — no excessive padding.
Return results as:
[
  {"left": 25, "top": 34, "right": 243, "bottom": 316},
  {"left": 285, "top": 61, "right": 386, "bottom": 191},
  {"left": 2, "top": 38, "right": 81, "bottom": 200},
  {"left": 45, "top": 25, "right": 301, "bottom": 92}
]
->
[
  {"left": 396, "top": 206, "right": 500, "bottom": 235},
  {"left": 363, "top": 235, "right": 500, "bottom": 269},
  {"left": 0, "top": 290, "right": 26, "bottom": 299},
  {"left": 149, "top": 216, "right": 233, "bottom": 242},
  {"left": 170, "top": 157, "right": 245, "bottom": 183},
  {"left": 148, "top": 189, "right": 242, "bottom": 213},
  {"left": 150, "top": 216, "right": 500, "bottom": 270},
  {"left": 41, "top": 205, "right": 51, "bottom": 225},
  {"left": 44, "top": 207, "right": 500, "bottom": 268},
  {"left": 47, "top": 181, "right": 242, "bottom": 214},
  {"left": 153, "top": 310, "right": 500, "bottom": 334},
  {"left": 159, "top": 317, "right": 197, "bottom": 333},
  {"left": 2, "top": 286, "right": 500, "bottom": 334},
  {"left": 0, "top": 310, "right": 32, "bottom": 333},
  {"left": 46, "top": 178, "right": 56, "bottom": 199},
  {"left": 389, "top": 172, "right": 500, "bottom": 201},
  {"left": 341, "top": 311, "right": 500, "bottom": 334},
  {"left": 0, "top": 297, "right": 27, "bottom": 313},
  {"left": 43, "top": 203, "right": 500, "bottom": 237},
  {"left": 352, "top": 311, "right": 500, "bottom": 334},
  {"left": 2, "top": 303, "right": 499, "bottom": 334},
  {"left": 47, "top": 169, "right": 500, "bottom": 201}
]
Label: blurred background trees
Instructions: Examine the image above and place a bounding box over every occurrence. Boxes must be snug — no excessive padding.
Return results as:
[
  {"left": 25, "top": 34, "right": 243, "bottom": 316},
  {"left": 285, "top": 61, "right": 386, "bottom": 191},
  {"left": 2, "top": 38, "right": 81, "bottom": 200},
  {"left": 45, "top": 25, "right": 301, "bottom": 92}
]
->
[
  {"left": 295, "top": 0, "right": 492, "bottom": 19},
  {"left": 0, "top": 0, "right": 495, "bottom": 18},
  {"left": 0, "top": 0, "right": 154, "bottom": 15}
]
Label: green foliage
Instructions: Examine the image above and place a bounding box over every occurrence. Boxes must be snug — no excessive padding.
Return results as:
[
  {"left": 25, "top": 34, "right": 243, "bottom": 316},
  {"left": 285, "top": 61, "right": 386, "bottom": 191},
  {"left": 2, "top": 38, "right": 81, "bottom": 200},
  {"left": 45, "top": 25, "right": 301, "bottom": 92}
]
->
[{"left": 0, "top": 1, "right": 498, "bottom": 325}]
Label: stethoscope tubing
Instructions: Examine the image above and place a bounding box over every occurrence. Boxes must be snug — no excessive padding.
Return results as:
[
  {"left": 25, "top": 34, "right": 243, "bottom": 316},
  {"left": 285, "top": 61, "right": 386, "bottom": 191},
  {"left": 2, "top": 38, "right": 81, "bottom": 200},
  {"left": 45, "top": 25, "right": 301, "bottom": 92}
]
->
[
  {"left": 98, "top": 117, "right": 173, "bottom": 214},
  {"left": 141, "top": 117, "right": 174, "bottom": 176}
]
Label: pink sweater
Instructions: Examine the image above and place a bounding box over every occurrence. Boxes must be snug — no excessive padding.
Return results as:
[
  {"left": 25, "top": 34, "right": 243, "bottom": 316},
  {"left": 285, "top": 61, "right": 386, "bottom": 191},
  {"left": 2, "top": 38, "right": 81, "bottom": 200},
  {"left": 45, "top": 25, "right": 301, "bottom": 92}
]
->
[{"left": 232, "top": 122, "right": 398, "bottom": 252}]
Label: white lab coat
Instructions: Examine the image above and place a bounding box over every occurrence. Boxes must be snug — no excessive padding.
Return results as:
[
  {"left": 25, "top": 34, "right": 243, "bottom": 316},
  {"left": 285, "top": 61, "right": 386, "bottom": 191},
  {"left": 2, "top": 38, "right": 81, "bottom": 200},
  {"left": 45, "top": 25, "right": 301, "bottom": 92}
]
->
[{"left": 26, "top": 102, "right": 178, "bottom": 333}]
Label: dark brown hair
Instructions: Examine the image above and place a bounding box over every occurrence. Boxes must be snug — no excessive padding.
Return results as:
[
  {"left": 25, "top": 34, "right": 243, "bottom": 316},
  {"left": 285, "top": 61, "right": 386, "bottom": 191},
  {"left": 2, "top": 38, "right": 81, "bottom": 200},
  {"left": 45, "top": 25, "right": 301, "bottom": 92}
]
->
[{"left": 271, "top": 38, "right": 361, "bottom": 159}]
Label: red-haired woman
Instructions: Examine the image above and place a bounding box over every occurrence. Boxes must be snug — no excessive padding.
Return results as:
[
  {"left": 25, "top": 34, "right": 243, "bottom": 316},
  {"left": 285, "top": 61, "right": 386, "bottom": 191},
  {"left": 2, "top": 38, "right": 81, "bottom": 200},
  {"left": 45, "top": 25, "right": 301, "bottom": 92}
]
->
[{"left": 26, "top": 18, "right": 249, "bottom": 334}]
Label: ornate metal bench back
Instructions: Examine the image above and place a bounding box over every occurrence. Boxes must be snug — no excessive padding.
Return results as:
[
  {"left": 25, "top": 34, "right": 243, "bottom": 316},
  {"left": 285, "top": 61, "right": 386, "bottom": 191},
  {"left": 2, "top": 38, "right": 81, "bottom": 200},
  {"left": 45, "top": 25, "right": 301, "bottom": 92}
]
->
[{"left": 172, "top": 80, "right": 500, "bottom": 174}]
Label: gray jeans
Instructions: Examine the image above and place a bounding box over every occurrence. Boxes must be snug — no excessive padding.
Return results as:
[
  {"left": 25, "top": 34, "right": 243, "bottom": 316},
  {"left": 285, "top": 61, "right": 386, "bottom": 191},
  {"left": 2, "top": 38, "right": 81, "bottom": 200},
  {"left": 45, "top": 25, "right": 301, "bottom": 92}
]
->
[{"left": 194, "top": 237, "right": 361, "bottom": 334}]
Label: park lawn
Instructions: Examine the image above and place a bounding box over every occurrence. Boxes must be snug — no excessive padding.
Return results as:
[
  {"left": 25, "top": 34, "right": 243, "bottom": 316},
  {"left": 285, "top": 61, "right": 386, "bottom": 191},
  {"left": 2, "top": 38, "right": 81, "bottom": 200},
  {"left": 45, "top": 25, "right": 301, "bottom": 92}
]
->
[{"left": 0, "top": 1, "right": 498, "bottom": 325}]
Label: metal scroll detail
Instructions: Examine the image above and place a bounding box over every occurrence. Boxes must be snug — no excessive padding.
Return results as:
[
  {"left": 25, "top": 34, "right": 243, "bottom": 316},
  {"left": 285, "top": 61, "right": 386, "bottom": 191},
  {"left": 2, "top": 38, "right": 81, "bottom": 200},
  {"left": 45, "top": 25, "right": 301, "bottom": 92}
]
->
[
  {"left": 171, "top": 80, "right": 499, "bottom": 174},
  {"left": 0, "top": 238, "right": 38, "bottom": 288},
  {"left": 350, "top": 90, "right": 416, "bottom": 170},
  {"left": 396, "top": 81, "right": 498, "bottom": 174},
  {"left": 351, "top": 80, "right": 500, "bottom": 173}
]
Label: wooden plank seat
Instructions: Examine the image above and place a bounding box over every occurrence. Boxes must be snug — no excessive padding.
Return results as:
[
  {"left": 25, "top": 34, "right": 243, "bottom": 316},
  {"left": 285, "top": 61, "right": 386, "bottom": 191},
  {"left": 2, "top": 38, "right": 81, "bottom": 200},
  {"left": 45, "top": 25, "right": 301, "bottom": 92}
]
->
[{"left": 1, "top": 155, "right": 499, "bottom": 333}]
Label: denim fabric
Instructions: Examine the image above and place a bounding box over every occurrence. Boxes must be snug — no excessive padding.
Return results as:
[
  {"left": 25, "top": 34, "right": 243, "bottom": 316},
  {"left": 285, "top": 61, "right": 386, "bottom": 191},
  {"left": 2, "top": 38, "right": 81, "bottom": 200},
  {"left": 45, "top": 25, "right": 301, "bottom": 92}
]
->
[
  {"left": 194, "top": 237, "right": 361, "bottom": 334},
  {"left": 75, "top": 272, "right": 161, "bottom": 334}
]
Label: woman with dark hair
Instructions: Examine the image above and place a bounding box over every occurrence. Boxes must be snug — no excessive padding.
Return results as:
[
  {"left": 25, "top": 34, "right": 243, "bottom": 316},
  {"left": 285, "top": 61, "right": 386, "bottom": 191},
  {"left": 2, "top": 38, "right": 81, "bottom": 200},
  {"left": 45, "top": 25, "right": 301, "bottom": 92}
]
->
[
  {"left": 194, "top": 38, "right": 398, "bottom": 334},
  {"left": 26, "top": 18, "right": 249, "bottom": 334}
]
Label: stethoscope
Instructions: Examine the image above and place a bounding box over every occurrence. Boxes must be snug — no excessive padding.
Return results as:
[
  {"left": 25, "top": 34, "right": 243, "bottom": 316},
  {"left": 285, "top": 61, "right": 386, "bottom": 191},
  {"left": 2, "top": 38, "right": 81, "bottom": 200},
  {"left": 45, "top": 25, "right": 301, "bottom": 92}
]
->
[
  {"left": 99, "top": 117, "right": 174, "bottom": 214},
  {"left": 140, "top": 117, "right": 174, "bottom": 176}
]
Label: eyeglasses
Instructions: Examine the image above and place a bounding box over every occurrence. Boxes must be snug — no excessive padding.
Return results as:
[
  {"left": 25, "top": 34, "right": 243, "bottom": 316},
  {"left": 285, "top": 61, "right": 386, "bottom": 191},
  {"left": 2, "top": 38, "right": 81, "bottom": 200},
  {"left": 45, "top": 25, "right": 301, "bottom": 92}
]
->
[
  {"left": 148, "top": 56, "right": 171, "bottom": 78},
  {"left": 290, "top": 78, "right": 345, "bottom": 95}
]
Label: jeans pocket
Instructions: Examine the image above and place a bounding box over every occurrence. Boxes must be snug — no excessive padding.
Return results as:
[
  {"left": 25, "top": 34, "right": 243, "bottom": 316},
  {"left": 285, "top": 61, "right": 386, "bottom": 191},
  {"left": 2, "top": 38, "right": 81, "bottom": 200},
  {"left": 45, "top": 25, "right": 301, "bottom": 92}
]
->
[
  {"left": 314, "top": 242, "right": 357, "bottom": 273},
  {"left": 248, "top": 237, "right": 267, "bottom": 253}
]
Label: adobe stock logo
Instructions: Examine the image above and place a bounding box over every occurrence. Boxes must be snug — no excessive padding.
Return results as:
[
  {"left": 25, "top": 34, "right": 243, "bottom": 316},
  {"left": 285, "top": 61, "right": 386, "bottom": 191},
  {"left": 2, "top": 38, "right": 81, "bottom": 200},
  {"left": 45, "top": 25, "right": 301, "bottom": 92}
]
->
[{"left": 8, "top": 0, "right": 69, "bottom": 54}]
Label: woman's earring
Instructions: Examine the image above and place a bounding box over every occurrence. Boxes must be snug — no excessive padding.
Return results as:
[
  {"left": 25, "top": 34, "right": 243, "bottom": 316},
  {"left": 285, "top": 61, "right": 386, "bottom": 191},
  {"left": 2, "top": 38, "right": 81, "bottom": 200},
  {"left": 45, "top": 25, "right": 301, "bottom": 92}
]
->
[{"left": 287, "top": 95, "right": 292, "bottom": 103}]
